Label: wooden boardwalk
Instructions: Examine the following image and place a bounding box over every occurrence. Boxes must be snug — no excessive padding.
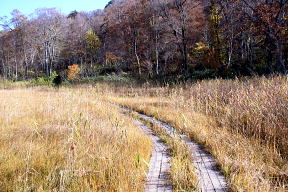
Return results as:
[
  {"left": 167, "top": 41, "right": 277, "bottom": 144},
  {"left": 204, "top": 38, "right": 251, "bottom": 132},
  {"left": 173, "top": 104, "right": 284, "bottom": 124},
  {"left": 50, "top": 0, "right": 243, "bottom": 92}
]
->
[
  {"left": 133, "top": 119, "right": 173, "bottom": 192},
  {"left": 136, "top": 112, "right": 228, "bottom": 192}
]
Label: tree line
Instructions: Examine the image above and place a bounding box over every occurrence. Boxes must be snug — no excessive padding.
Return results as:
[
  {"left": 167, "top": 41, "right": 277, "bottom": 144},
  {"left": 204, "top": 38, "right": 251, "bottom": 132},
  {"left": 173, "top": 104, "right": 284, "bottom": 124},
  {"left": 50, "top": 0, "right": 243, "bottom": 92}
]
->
[{"left": 0, "top": 0, "right": 287, "bottom": 80}]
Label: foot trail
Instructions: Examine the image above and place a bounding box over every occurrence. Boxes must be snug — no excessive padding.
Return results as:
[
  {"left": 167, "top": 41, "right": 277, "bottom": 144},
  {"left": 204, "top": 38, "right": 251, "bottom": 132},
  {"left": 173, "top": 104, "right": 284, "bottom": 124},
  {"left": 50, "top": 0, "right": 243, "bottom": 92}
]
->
[
  {"left": 128, "top": 107, "right": 228, "bottom": 192},
  {"left": 133, "top": 119, "right": 173, "bottom": 192}
]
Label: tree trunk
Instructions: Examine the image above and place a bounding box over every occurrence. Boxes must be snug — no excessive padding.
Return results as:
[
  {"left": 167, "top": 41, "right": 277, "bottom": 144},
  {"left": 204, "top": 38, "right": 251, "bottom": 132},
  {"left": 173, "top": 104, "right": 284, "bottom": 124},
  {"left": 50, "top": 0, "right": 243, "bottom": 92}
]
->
[
  {"left": 155, "top": 49, "right": 159, "bottom": 75},
  {"left": 247, "top": 40, "right": 253, "bottom": 71},
  {"left": 183, "top": 43, "right": 189, "bottom": 74},
  {"left": 44, "top": 41, "right": 49, "bottom": 76},
  {"left": 1, "top": 49, "right": 7, "bottom": 79},
  {"left": 134, "top": 32, "right": 141, "bottom": 75},
  {"left": 275, "top": 39, "right": 286, "bottom": 74},
  {"left": 182, "top": 28, "right": 189, "bottom": 74},
  {"left": 266, "top": 49, "right": 273, "bottom": 73},
  {"left": 49, "top": 59, "right": 52, "bottom": 76},
  {"left": 227, "top": 34, "right": 234, "bottom": 67},
  {"left": 14, "top": 55, "right": 18, "bottom": 80},
  {"left": 1, "top": 60, "right": 6, "bottom": 79},
  {"left": 13, "top": 41, "right": 18, "bottom": 80},
  {"left": 284, "top": 47, "right": 288, "bottom": 70},
  {"left": 155, "top": 31, "right": 159, "bottom": 75},
  {"left": 24, "top": 51, "right": 28, "bottom": 78}
]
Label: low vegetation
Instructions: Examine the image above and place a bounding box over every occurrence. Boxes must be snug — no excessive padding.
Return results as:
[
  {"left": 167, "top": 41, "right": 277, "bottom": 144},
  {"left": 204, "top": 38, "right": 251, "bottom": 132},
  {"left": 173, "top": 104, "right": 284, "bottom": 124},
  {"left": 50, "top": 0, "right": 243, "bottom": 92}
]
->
[
  {"left": 0, "top": 75, "right": 287, "bottom": 191},
  {"left": 106, "top": 76, "right": 288, "bottom": 192},
  {"left": 0, "top": 87, "right": 151, "bottom": 191}
]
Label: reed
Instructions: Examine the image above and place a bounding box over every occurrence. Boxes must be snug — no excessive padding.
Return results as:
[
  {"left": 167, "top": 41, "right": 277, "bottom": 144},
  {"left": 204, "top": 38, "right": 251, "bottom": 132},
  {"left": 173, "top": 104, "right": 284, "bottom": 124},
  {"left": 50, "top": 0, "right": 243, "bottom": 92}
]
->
[
  {"left": 0, "top": 87, "right": 151, "bottom": 191},
  {"left": 106, "top": 76, "right": 288, "bottom": 191}
]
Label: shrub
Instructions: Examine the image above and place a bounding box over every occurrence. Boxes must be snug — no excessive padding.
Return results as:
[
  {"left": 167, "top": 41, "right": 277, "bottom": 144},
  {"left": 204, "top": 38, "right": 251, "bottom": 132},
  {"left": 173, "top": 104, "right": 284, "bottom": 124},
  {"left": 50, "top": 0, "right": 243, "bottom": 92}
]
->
[
  {"left": 30, "top": 72, "right": 59, "bottom": 86},
  {"left": 67, "top": 64, "right": 81, "bottom": 80}
]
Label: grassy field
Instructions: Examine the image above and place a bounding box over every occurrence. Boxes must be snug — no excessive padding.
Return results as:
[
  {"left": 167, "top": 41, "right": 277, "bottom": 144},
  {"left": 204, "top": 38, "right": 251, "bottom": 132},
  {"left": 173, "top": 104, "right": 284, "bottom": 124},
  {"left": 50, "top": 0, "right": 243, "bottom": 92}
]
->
[
  {"left": 106, "top": 76, "right": 288, "bottom": 192},
  {"left": 0, "top": 76, "right": 287, "bottom": 191},
  {"left": 0, "top": 87, "right": 151, "bottom": 191}
]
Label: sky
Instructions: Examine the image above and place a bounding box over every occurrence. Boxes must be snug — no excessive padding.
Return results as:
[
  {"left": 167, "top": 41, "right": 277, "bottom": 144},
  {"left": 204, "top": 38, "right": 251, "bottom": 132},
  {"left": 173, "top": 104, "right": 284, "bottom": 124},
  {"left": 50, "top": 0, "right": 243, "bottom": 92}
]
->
[{"left": 0, "top": 0, "right": 110, "bottom": 18}]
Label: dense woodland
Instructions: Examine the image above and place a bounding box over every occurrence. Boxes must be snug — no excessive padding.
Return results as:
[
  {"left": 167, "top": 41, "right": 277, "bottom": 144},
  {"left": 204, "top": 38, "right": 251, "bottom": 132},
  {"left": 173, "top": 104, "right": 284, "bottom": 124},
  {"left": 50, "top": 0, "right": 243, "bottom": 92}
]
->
[{"left": 0, "top": 0, "right": 287, "bottom": 80}]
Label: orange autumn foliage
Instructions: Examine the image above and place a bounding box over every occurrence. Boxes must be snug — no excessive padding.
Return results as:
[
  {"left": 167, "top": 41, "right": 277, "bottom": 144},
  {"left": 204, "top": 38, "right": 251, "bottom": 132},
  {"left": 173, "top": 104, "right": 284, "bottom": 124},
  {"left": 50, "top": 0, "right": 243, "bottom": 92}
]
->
[
  {"left": 106, "top": 52, "right": 122, "bottom": 66},
  {"left": 67, "top": 64, "right": 80, "bottom": 80}
]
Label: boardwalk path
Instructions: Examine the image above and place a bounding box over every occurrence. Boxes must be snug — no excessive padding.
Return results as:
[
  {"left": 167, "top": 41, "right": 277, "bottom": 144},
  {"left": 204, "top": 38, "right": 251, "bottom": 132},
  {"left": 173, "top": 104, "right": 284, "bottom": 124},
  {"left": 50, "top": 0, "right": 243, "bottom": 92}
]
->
[
  {"left": 133, "top": 119, "right": 173, "bottom": 192},
  {"left": 121, "top": 105, "right": 228, "bottom": 192},
  {"left": 137, "top": 112, "right": 228, "bottom": 192}
]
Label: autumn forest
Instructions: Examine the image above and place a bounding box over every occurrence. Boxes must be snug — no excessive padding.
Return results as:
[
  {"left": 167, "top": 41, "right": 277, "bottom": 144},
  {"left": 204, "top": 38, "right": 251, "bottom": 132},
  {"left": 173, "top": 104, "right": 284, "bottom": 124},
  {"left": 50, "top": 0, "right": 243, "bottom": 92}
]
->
[{"left": 0, "top": 0, "right": 287, "bottom": 81}]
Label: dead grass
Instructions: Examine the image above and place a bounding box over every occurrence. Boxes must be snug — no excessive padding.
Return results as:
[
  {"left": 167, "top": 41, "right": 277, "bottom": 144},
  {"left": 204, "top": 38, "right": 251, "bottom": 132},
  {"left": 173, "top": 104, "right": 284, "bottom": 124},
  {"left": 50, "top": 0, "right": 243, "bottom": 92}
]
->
[
  {"left": 0, "top": 87, "right": 151, "bottom": 191},
  {"left": 105, "top": 76, "right": 288, "bottom": 192},
  {"left": 1, "top": 76, "right": 287, "bottom": 191}
]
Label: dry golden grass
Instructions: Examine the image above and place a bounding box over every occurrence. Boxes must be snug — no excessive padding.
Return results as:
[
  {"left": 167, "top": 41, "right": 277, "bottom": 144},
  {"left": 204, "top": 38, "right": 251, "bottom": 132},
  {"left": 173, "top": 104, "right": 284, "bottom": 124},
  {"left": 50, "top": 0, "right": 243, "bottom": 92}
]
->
[
  {"left": 105, "top": 76, "right": 288, "bottom": 192},
  {"left": 1, "top": 76, "right": 287, "bottom": 191},
  {"left": 0, "top": 87, "right": 151, "bottom": 191}
]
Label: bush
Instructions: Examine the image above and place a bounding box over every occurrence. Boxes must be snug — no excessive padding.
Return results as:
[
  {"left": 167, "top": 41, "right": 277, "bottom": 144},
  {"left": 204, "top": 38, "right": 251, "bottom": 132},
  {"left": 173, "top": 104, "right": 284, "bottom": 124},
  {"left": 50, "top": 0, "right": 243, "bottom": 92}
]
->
[
  {"left": 67, "top": 64, "right": 80, "bottom": 80},
  {"left": 30, "top": 72, "right": 58, "bottom": 86},
  {"left": 75, "top": 74, "right": 135, "bottom": 85},
  {"left": 52, "top": 74, "right": 62, "bottom": 87}
]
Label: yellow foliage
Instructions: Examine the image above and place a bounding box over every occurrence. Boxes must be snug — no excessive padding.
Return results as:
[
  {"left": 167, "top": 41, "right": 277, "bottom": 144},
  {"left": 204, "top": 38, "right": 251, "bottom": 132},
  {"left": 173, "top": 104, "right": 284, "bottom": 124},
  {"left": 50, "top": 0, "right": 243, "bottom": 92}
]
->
[
  {"left": 194, "top": 42, "right": 221, "bottom": 69},
  {"left": 195, "top": 42, "right": 209, "bottom": 51},
  {"left": 85, "top": 29, "right": 101, "bottom": 51}
]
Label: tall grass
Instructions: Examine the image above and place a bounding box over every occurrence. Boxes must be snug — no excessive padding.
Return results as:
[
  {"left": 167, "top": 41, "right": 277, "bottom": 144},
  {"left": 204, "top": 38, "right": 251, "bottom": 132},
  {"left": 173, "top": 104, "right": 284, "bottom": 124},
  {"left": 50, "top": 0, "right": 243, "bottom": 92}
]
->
[
  {"left": 1, "top": 76, "right": 287, "bottom": 191},
  {"left": 0, "top": 87, "right": 151, "bottom": 191},
  {"left": 106, "top": 76, "right": 288, "bottom": 191},
  {"left": 185, "top": 77, "right": 288, "bottom": 158}
]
